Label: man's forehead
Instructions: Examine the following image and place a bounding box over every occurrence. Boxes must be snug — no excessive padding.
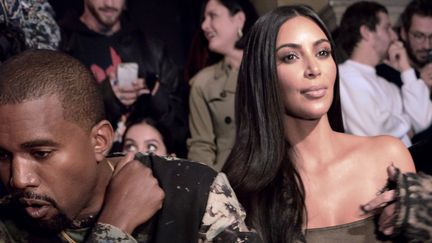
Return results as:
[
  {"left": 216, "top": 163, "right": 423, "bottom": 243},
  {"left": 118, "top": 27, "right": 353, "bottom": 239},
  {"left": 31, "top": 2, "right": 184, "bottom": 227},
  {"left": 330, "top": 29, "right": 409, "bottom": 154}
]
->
[{"left": 410, "top": 14, "right": 432, "bottom": 32}]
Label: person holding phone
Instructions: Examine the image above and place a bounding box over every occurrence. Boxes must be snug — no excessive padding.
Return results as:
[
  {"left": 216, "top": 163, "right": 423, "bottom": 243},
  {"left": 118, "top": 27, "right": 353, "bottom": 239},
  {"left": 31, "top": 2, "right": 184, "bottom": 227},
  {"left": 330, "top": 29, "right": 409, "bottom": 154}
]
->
[{"left": 60, "top": 0, "right": 189, "bottom": 157}]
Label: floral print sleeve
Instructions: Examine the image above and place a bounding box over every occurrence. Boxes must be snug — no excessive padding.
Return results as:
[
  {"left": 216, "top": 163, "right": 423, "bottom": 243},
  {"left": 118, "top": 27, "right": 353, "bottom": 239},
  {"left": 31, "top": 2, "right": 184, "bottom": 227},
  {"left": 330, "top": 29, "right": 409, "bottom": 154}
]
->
[
  {"left": 198, "top": 173, "right": 262, "bottom": 243},
  {"left": 86, "top": 223, "right": 137, "bottom": 242}
]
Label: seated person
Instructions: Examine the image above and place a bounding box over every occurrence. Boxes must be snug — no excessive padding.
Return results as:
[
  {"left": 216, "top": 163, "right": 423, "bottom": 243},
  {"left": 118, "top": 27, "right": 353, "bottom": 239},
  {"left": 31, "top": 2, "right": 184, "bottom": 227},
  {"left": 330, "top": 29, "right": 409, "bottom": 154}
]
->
[
  {"left": 0, "top": 50, "right": 259, "bottom": 242},
  {"left": 122, "top": 117, "right": 173, "bottom": 156}
]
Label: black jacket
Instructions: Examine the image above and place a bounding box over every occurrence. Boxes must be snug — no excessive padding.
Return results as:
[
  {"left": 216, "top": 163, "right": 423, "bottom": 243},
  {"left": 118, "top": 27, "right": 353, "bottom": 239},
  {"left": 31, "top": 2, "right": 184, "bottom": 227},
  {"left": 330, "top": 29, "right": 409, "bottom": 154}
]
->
[{"left": 60, "top": 16, "right": 189, "bottom": 157}]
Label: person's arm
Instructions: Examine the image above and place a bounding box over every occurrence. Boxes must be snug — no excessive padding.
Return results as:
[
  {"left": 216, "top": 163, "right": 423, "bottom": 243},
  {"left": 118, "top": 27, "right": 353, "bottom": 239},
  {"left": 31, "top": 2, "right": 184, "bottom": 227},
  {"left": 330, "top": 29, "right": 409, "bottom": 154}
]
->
[
  {"left": 188, "top": 78, "right": 217, "bottom": 164},
  {"left": 198, "top": 173, "right": 262, "bottom": 242},
  {"left": 86, "top": 153, "right": 164, "bottom": 241},
  {"left": 420, "top": 63, "right": 432, "bottom": 91},
  {"left": 386, "top": 41, "right": 432, "bottom": 133},
  {"left": 339, "top": 70, "right": 411, "bottom": 140},
  {"left": 363, "top": 165, "right": 432, "bottom": 242}
]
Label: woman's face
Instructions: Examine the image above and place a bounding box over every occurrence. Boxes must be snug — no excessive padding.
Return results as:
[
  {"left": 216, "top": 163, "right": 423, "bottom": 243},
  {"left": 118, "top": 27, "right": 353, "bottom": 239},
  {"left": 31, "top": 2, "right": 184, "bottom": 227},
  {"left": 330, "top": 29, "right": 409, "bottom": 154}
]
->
[
  {"left": 122, "top": 122, "right": 167, "bottom": 156},
  {"left": 275, "top": 16, "right": 336, "bottom": 121},
  {"left": 201, "top": 0, "right": 244, "bottom": 55}
]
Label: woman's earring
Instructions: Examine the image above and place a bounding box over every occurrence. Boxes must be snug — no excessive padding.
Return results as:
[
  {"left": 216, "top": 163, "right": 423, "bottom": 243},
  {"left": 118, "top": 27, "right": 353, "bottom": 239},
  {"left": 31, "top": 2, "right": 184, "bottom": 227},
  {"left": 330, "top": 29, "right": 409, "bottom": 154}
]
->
[{"left": 238, "top": 28, "right": 243, "bottom": 38}]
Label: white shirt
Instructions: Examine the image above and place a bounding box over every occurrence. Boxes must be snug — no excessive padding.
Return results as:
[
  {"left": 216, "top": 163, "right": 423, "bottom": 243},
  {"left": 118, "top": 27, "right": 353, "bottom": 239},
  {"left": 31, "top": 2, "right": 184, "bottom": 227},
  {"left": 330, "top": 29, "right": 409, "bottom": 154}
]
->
[{"left": 339, "top": 60, "right": 432, "bottom": 146}]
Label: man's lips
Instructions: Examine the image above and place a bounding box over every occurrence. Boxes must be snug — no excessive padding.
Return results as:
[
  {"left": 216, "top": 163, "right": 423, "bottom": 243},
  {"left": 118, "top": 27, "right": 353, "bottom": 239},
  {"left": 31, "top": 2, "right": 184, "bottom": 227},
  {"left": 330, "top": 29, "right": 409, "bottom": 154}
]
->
[{"left": 19, "top": 198, "right": 52, "bottom": 219}]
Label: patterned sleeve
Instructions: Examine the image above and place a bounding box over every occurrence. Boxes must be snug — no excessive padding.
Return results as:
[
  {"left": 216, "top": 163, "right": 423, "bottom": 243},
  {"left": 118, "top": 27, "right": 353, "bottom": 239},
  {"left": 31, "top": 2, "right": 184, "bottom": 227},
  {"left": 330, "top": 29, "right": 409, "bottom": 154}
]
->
[
  {"left": 392, "top": 170, "right": 432, "bottom": 242},
  {"left": 0, "top": 0, "right": 60, "bottom": 50},
  {"left": 198, "top": 173, "right": 262, "bottom": 243},
  {"left": 86, "top": 223, "right": 137, "bottom": 243}
]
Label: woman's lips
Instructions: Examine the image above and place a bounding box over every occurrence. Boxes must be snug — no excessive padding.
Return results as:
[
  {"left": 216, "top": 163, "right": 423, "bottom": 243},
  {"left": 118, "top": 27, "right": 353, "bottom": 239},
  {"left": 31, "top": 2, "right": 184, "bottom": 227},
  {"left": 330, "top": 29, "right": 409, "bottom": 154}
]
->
[{"left": 301, "top": 86, "right": 327, "bottom": 99}]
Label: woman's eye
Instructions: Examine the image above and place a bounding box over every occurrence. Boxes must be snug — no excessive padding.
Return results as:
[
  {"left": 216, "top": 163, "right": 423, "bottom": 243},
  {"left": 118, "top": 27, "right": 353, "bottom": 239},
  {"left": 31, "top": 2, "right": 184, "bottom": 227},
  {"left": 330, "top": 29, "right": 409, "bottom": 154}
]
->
[
  {"left": 147, "top": 144, "right": 158, "bottom": 153},
  {"left": 124, "top": 144, "right": 137, "bottom": 153},
  {"left": 281, "top": 54, "right": 298, "bottom": 63},
  {"left": 317, "top": 49, "right": 331, "bottom": 58}
]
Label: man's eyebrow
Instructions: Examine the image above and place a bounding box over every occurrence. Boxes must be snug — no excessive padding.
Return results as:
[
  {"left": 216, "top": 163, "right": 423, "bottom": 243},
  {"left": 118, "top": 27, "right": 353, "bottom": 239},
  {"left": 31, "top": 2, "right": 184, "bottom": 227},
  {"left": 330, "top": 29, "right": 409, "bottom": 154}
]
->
[
  {"left": 21, "top": 140, "right": 60, "bottom": 149},
  {"left": 276, "top": 39, "right": 330, "bottom": 52}
]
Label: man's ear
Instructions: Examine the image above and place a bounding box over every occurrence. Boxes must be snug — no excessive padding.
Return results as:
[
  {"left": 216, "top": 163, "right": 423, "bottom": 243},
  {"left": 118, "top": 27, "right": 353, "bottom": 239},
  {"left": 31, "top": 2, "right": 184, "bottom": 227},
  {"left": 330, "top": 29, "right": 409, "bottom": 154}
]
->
[
  {"left": 400, "top": 27, "right": 408, "bottom": 42},
  {"left": 360, "top": 25, "right": 372, "bottom": 41},
  {"left": 91, "top": 120, "right": 114, "bottom": 162}
]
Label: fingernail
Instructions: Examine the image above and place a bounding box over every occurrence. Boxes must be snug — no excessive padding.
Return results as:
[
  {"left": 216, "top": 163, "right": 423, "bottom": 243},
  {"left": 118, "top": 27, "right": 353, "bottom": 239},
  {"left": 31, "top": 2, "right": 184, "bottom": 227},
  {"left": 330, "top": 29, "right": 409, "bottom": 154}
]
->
[{"left": 360, "top": 204, "right": 370, "bottom": 212}]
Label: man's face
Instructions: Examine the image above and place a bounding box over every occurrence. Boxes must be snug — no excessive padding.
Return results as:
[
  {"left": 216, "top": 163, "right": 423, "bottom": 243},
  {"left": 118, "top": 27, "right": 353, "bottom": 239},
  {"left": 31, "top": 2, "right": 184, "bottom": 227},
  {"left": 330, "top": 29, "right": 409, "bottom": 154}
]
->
[
  {"left": 0, "top": 95, "right": 102, "bottom": 230},
  {"left": 371, "top": 12, "right": 397, "bottom": 61},
  {"left": 84, "top": 0, "right": 125, "bottom": 28},
  {"left": 402, "top": 14, "right": 432, "bottom": 66}
]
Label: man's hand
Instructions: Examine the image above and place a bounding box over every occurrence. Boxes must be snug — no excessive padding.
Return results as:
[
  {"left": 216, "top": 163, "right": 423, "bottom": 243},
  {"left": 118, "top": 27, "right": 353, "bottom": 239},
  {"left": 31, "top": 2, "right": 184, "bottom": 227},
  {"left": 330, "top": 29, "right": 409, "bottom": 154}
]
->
[
  {"left": 361, "top": 165, "right": 399, "bottom": 235},
  {"left": 387, "top": 41, "right": 411, "bottom": 72},
  {"left": 420, "top": 63, "right": 432, "bottom": 90},
  {"left": 98, "top": 153, "right": 165, "bottom": 234}
]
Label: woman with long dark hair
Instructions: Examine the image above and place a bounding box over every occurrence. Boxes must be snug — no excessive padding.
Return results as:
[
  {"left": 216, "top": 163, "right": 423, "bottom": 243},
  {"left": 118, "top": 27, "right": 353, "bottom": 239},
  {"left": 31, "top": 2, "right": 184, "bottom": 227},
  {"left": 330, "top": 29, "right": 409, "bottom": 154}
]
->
[{"left": 223, "top": 5, "right": 415, "bottom": 242}]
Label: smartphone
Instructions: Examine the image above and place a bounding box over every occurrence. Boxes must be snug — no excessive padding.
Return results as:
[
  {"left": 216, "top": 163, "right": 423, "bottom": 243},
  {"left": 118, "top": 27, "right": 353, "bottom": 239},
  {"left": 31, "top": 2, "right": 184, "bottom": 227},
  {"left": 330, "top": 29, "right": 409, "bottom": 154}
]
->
[{"left": 117, "top": 62, "right": 138, "bottom": 89}]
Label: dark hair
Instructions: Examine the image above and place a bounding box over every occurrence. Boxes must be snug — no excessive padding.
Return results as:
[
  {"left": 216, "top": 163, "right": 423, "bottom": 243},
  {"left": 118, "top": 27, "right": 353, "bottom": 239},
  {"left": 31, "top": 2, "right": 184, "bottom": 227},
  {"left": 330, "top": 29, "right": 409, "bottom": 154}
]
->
[
  {"left": 123, "top": 117, "right": 173, "bottom": 154},
  {"left": 222, "top": 5, "right": 344, "bottom": 242},
  {"left": 201, "top": 0, "right": 258, "bottom": 49},
  {"left": 337, "top": 1, "right": 388, "bottom": 56},
  {"left": 401, "top": 0, "right": 432, "bottom": 32},
  {"left": 0, "top": 49, "right": 105, "bottom": 131}
]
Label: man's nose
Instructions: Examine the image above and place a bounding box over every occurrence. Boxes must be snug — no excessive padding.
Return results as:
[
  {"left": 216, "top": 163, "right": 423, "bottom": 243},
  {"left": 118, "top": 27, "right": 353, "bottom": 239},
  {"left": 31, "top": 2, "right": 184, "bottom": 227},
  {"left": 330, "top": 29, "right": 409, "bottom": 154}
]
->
[{"left": 10, "top": 158, "right": 39, "bottom": 190}]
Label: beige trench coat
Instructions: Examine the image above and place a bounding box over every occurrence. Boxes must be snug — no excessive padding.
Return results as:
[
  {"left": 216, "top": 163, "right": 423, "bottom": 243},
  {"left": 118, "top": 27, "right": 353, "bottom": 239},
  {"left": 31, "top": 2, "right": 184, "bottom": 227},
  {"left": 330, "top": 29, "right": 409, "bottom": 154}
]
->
[{"left": 187, "top": 60, "right": 237, "bottom": 171}]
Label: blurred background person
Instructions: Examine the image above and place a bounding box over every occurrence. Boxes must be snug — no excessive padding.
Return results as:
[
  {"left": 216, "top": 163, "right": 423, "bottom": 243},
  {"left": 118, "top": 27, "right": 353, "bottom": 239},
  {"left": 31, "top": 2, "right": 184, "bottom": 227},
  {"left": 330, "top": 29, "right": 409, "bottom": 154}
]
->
[
  {"left": 337, "top": 1, "right": 432, "bottom": 147},
  {"left": 377, "top": 0, "right": 432, "bottom": 145},
  {"left": 60, "top": 0, "right": 188, "bottom": 157},
  {"left": 187, "top": 0, "right": 258, "bottom": 170}
]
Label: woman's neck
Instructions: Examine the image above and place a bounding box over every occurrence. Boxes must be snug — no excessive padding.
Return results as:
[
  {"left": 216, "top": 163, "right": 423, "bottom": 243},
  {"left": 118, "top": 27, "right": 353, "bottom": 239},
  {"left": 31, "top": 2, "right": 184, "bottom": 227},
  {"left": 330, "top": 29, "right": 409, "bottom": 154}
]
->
[
  {"left": 284, "top": 116, "right": 338, "bottom": 169},
  {"left": 224, "top": 49, "right": 243, "bottom": 70}
]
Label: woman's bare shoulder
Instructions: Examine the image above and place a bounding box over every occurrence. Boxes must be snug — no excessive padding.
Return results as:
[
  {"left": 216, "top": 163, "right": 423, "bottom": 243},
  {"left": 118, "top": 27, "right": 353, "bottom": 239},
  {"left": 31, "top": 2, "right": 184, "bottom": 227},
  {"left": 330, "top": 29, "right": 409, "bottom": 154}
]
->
[{"left": 335, "top": 133, "right": 415, "bottom": 173}]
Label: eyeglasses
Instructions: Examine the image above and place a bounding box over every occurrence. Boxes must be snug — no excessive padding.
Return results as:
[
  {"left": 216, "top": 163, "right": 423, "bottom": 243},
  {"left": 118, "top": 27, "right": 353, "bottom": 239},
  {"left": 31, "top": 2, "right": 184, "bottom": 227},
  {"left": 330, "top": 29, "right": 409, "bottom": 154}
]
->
[{"left": 409, "top": 31, "right": 432, "bottom": 44}]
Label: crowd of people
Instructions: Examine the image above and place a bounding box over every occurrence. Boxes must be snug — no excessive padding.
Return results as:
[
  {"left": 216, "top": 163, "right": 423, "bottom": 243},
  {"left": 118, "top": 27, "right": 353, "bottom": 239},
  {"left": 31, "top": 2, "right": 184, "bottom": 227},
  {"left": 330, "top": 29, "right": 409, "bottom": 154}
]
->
[{"left": 1, "top": 0, "right": 432, "bottom": 242}]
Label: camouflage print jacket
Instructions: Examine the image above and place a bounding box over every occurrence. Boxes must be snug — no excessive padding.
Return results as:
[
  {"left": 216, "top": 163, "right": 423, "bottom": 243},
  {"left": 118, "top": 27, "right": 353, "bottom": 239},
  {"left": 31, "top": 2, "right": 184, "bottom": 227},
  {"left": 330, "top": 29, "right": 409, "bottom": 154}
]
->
[
  {"left": 0, "top": 0, "right": 60, "bottom": 50},
  {"left": 0, "top": 155, "right": 261, "bottom": 243},
  {"left": 391, "top": 170, "right": 432, "bottom": 242}
]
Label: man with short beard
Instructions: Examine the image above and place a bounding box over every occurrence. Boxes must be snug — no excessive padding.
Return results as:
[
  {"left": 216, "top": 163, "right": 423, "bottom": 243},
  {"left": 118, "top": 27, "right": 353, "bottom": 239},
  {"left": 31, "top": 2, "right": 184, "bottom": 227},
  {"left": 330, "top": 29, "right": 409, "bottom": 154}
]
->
[
  {"left": 0, "top": 50, "right": 259, "bottom": 242},
  {"left": 60, "top": 0, "right": 188, "bottom": 157},
  {"left": 376, "top": 0, "right": 432, "bottom": 144},
  {"left": 337, "top": 1, "right": 432, "bottom": 147}
]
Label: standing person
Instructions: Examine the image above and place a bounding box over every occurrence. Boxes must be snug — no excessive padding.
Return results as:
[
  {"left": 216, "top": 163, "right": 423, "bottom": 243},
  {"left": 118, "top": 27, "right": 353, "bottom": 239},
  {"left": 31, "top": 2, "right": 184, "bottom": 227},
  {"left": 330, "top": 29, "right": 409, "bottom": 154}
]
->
[
  {"left": 0, "top": 49, "right": 260, "bottom": 242},
  {"left": 60, "top": 0, "right": 188, "bottom": 157},
  {"left": 337, "top": 1, "right": 432, "bottom": 147},
  {"left": 222, "top": 5, "right": 415, "bottom": 242},
  {"left": 188, "top": 0, "right": 257, "bottom": 170}
]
